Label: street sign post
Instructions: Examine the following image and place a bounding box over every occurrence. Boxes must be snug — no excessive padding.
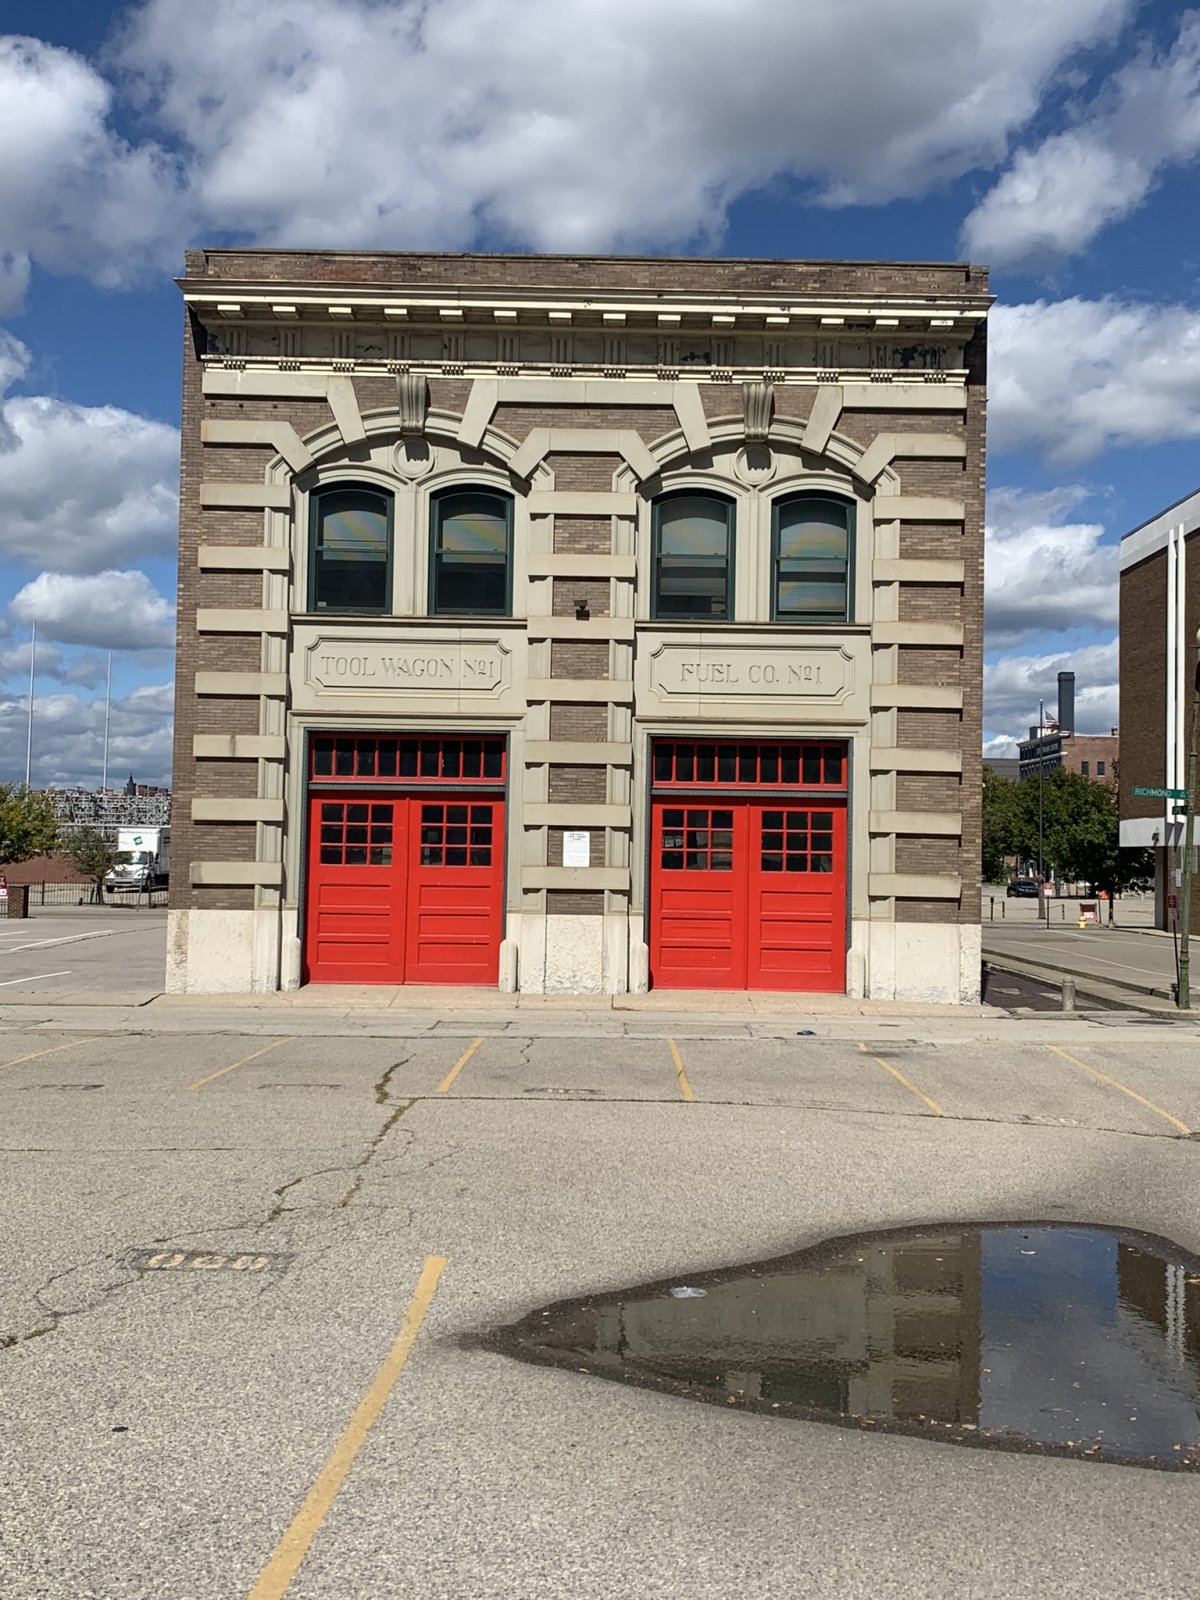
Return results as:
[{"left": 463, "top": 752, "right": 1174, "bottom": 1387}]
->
[{"left": 1132, "top": 785, "right": 1188, "bottom": 799}]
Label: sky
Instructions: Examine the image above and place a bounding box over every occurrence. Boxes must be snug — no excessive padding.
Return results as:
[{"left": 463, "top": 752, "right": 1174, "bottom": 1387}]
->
[{"left": 1, "top": 0, "right": 1199, "bottom": 788}]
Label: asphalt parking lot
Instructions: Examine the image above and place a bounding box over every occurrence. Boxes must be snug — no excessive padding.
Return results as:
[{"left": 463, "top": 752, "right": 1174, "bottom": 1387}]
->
[
  {"left": 0, "top": 910, "right": 167, "bottom": 995},
  {"left": 3, "top": 1012, "right": 1200, "bottom": 1599}
]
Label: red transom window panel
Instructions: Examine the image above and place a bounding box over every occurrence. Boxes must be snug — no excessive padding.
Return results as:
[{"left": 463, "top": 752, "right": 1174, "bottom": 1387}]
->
[
  {"left": 652, "top": 741, "right": 844, "bottom": 789},
  {"left": 311, "top": 734, "right": 506, "bottom": 783}
]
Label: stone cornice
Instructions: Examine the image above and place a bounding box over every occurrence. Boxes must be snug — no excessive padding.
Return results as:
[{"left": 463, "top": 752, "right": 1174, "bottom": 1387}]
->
[{"left": 182, "top": 285, "right": 989, "bottom": 334}]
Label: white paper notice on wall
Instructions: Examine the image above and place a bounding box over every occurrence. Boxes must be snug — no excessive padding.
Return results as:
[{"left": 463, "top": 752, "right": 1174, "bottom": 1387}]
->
[{"left": 562, "top": 831, "right": 591, "bottom": 868}]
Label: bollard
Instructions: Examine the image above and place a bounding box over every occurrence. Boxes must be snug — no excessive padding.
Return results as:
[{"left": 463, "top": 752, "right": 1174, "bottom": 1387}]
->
[{"left": 1061, "top": 977, "right": 1076, "bottom": 1012}]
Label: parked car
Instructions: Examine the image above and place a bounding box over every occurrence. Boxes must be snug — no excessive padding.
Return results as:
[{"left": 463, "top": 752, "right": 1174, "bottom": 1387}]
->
[{"left": 1006, "top": 878, "right": 1040, "bottom": 898}]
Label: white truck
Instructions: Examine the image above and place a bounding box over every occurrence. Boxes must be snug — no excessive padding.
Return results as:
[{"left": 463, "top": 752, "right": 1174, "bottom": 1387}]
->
[{"left": 104, "top": 827, "right": 171, "bottom": 894}]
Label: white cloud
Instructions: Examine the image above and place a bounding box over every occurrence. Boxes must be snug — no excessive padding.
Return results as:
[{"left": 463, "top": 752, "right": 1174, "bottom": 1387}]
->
[
  {"left": 963, "top": 14, "right": 1200, "bottom": 266},
  {"left": 114, "top": 0, "right": 1130, "bottom": 249},
  {"left": 9, "top": 571, "right": 175, "bottom": 650},
  {"left": 983, "top": 734, "right": 1020, "bottom": 760},
  {"left": 0, "top": 682, "right": 173, "bottom": 789},
  {"left": 0, "top": 0, "right": 1133, "bottom": 282},
  {"left": 0, "top": 357, "right": 179, "bottom": 572},
  {"left": 0, "top": 35, "right": 184, "bottom": 309},
  {"left": 983, "top": 639, "right": 1119, "bottom": 746},
  {"left": 985, "top": 485, "right": 1117, "bottom": 643},
  {"left": 990, "top": 298, "right": 1200, "bottom": 464},
  {"left": 0, "top": 641, "right": 112, "bottom": 690}
]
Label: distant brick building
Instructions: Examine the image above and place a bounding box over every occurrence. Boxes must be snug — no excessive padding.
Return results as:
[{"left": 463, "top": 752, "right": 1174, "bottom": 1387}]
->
[
  {"left": 168, "top": 250, "right": 989, "bottom": 999},
  {"left": 1018, "top": 733, "right": 1118, "bottom": 785},
  {"left": 1119, "top": 487, "right": 1200, "bottom": 932},
  {"left": 48, "top": 786, "right": 171, "bottom": 839}
]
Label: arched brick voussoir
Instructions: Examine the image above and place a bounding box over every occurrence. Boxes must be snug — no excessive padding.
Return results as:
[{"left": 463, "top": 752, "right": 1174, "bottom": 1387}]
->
[
  {"left": 281, "top": 408, "right": 524, "bottom": 480},
  {"left": 643, "top": 415, "right": 884, "bottom": 488}
]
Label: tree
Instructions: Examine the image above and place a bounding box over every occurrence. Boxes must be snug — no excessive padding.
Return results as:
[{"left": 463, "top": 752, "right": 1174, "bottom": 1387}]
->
[
  {"left": 982, "top": 766, "right": 1024, "bottom": 880},
  {"left": 0, "top": 785, "right": 59, "bottom": 865},
  {"left": 60, "top": 828, "right": 122, "bottom": 905},
  {"left": 1042, "top": 769, "right": 1153, "bottom": 899},
  {"left": 982, "top": 766, "right": 1153, "bottom": 903}
]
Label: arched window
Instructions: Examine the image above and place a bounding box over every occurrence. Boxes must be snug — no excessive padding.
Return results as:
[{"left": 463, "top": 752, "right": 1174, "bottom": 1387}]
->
[
  {"left": 430, "top": 488, "right": 513, "bottom": 616},
  {"left": 309, "top": 485, "right": 393, "bottom": 613},
  {"left": 652, "top": 492, "right": 734, "bottom": 621},
  {"left": 772, "top": 495, "right": 852, "bottom": 623}
]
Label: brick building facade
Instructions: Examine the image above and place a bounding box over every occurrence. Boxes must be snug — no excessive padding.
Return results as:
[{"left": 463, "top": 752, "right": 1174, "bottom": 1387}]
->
[
  {"left": 1119, "top": 487, "right": 1200, "bottom": 932},
  {"left": 168, "top": 250, "right": 989, "bottom": 999}
]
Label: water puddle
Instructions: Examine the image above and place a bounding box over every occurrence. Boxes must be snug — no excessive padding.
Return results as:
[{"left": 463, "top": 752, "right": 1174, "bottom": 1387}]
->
[{"left": 488, "top": 1223, "right": 1200, "bottom": 1469}]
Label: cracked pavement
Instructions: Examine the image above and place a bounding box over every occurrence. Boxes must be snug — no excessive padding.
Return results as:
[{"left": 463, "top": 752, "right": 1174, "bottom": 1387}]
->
[{"left": 2, "top": 1016, "right": 1200, "bottom": 1598}]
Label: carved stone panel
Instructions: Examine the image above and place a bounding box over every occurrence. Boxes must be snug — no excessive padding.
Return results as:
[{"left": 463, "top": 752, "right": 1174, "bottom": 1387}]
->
[
  {"left": 635, "top": 630, "right": 870, "bottom": 724},
  {"left": 291, "top": 624, "right": 526, "bottom": 715}
]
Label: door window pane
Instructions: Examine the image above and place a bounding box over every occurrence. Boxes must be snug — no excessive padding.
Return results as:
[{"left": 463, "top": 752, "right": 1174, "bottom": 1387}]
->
[
  {"left": 312, "top": 489, "right": 391, "bottom": 613},
  {"left": 661, "top": 808, "right": 733, "bottom": 871},
  {"left": 419, "top": 802, "right": 493, "bottom": 866},
  {"left": 760, "top": 809, "right": 838, "bottom": 874},
  {"left": 318, "top": 800, "right": 394, "bottom": 865},
  {"left": 653, "top": 495, "right": 732, "bottom": 619},
  {"left": 431, "top": 491, "right": 512, "bottom": 615},
  {"left": 774, "top": 498, "right": 850, "bottom": 622}
]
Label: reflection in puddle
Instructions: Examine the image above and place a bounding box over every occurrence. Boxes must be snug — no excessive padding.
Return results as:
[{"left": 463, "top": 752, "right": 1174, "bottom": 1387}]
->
[{"left": 489, "top": 1224, "right": 1200, "bottom": 1469}]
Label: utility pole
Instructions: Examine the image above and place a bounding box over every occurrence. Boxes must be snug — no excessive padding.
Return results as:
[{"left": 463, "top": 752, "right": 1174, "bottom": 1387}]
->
[
  {"left": 1176, "top": 629, "right": 1200, "bottom": 1010},
  {"left": 101, "top": 653, "right": 112, "bottom": 792},
  {"left": 1037, "top": 697, "right": 1049, "bottom": 928},
  {"left": 24, "top": 619, "right": 36, "bottom": 788}
]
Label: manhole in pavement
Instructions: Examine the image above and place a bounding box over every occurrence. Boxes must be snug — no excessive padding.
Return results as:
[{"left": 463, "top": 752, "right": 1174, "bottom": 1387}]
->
[
  {"left": 486, "top": 1222, "right": 1200, "bottom": 1470},
  {"left": 128, "top": 1249, "right": 293, "bottom": 1273}
]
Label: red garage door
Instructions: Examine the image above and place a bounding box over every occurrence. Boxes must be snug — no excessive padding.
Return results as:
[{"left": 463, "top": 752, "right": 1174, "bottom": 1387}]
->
[
  {"left": 304, "top": 735, "right": 505, "bottom": 986},
  {"left": 649, "top": 741, "right": 847, "bottom": 993}
]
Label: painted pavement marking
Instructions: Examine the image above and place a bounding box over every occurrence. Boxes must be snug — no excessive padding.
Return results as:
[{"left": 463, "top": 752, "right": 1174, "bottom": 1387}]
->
[
  {"left": 0, "top": 1037, "right": 99, "bottom": 1073},
  {"left": 247, "top": 1255, "right": 447, "bottom": 1600},
  {"left": 857, "top": 1041, "right": 945, "bottom": 1117},
  {"left": 436, "top": 1036, "right": 485, "bottom": 1094},
  {"left": 183, "top": 1037, "right": 297, "bottom": 1093},
  {"left": 668, "top": 1038, "right": 696, "bottom": 1102},
  {"left": 1045, "top": 1044, "right": 1192, "bottom": 1135}
]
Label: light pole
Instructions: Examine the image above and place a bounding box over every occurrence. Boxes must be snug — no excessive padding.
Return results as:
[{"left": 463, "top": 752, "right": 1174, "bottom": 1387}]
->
[
  {"left": 1037, "top": 697, "right": 1049, "bottom": 929},
  {"left": 1176, "top": 629, "right": 1200, "bottom": 1010}
]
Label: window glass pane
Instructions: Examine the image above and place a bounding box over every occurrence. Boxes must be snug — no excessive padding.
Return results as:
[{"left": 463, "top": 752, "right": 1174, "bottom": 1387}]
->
[
  {"left": 434, "top": 493, "right": 510, "bottom": 614},
  {"left": 313, "top": 492, "right": 389, "bottom": 612},
  {"left": 775, "top": 499, "right": 849, "bottom": 620},
  {"left": 655, "top": 496, "right": 730, "bottom": 618}
]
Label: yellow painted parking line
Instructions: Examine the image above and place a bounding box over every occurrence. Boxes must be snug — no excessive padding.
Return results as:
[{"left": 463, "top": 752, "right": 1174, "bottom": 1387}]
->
[
  {"left": 248, "top": 1255, "right": 447, "bottom": 1600},
  {"left": 1046, "top": 1044, "right": 1192, "bottom": 1136},
  {"left": 0, "top": 1037, "right": 96, "bottom": 1073},
  {"left": 436, "top": 1036, "right": 484, "bottom": 1094},
  {"left": 857, "top": 1041, "right": 945, "bottom": 1117},
  {"left": 668, "top": 1038, "right": 696, "bottom": 1102},
  {"left": 183, "top": 1037, "right": 295, "bottom": 1093}
]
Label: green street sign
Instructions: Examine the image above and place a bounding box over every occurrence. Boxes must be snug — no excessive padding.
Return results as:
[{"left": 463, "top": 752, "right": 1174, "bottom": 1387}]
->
[{"left": 1132, "top": 785, "right": 1188, "bottom": 799}]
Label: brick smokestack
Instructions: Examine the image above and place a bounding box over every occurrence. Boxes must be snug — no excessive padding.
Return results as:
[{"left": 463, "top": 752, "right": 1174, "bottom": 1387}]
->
[{"left": 1057, "top": 671, "right": 1075, "bottom": 735}]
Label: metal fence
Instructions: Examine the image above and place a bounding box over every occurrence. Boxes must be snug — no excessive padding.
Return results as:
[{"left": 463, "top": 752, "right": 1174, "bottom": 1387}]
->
[{"left": 2, "top": 882, "right": 168, "bottom": 911}]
